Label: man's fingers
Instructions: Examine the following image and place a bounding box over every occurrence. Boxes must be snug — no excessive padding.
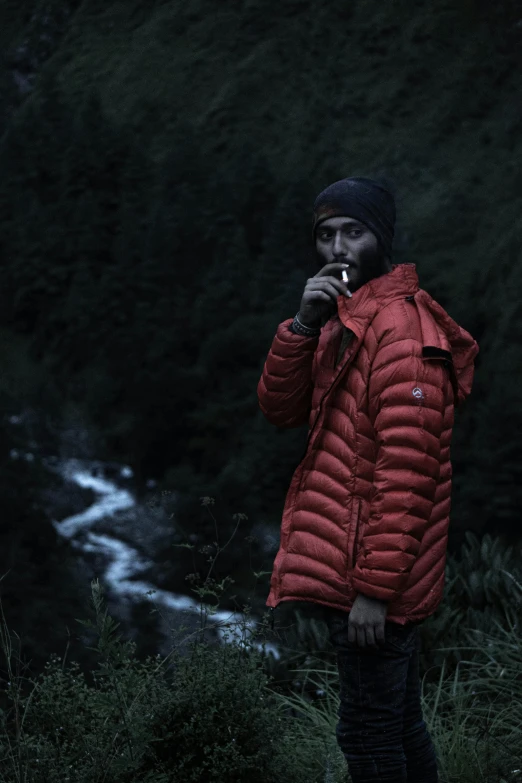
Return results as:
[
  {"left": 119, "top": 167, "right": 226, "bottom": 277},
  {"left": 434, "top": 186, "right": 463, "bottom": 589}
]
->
[
  {"left": 375, "top": 624, "right": 386, "bottom": 646},
  {"left": 308, "top": 278, "right": 349, "bottom": 298},
  {"left": 348, "top": 623, "right": 386, "bottom": 648},
  {"left": 313, "top": 281, "right": 344, "bottom": 301},
  {"left": 317, "top": 262, "right": 351, "bottom": 274},
  {"left": 365, "top": 626, "right": 376, "bottom": 648},
  {"left": 309, "top": 275, "right": 346, "bottom": 291}
]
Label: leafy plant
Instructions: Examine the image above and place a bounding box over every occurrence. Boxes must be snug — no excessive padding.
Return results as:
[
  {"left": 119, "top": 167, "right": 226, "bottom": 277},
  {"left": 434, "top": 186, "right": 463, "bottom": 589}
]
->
[{"left": 0, "top": 498, "right": 327, "bottom": 783}]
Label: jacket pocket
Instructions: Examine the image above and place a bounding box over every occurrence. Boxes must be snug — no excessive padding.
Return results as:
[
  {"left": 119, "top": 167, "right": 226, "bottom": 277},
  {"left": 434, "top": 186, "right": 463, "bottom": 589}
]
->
[{"left": 346, "top": 496, "right": 361, "bottom": 574}]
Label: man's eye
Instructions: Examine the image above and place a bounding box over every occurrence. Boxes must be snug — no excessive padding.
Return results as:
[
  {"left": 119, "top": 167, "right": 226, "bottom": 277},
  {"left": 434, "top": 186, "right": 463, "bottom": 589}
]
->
[{"left": 319, "top": 230, "right": 362, "bottom": 240}]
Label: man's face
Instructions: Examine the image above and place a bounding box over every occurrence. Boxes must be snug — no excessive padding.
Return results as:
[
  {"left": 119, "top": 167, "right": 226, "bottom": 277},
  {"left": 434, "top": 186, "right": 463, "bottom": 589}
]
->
[{"left": 314, "top": 216, "right": 391, "bottom": 293}]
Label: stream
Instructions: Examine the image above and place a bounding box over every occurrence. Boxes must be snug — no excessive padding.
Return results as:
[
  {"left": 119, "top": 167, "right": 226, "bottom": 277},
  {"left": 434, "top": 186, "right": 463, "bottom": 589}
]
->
[{"left": 8, "top": 411, "right": 280, "bottom": 662}]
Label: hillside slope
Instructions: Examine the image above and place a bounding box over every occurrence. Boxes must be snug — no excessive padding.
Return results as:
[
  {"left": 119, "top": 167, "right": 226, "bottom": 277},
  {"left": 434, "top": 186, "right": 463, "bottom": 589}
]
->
[{"left": 1, "top": 0, "right": 521, "bottom": 551}]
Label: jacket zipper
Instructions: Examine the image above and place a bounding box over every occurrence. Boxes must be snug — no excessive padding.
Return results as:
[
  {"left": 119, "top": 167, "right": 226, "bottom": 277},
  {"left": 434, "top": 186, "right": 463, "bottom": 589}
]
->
[
  {"left": 351, "top": 497, "right": 361, "bottom": 569},
  {"left": 300, "top": 335, "right": 359, "bottom": 460},
  {"left": 276, "top": 329, "right": 361, "bottom": 603}
]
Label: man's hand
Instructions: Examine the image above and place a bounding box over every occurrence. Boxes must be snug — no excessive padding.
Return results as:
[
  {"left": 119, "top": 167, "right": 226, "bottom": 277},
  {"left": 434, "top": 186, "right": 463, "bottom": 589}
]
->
[
  {"left": 348, "top": 593, "right": 388, "bottom": 649},
  {"left": 297, "top": 262, "right": 352, "bottom": 327}
]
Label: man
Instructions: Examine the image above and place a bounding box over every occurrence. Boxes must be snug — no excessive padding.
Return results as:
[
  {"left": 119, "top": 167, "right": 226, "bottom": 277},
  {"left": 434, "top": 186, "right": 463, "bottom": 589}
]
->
[{"left": 257, "top": 177, "right": 479, "bottom": 783}]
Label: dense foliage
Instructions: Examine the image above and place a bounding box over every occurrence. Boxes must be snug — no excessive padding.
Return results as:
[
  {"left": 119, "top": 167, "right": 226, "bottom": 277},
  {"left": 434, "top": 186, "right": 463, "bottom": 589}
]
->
[
  {"left": 0, "top": 580, "right": 320, "bottom": 783},
  {"left": 1, "top": 538, "right": 522, "bottom": 783}
]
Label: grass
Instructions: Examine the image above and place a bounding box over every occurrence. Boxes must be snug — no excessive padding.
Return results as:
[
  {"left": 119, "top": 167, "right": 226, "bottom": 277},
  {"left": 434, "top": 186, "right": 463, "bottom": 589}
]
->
[
  {"left": 271, "top": 621, "right": 522, "bottom": 783},
  {"left": 0, "top": 497, "right": 521, "bottom": 782}
]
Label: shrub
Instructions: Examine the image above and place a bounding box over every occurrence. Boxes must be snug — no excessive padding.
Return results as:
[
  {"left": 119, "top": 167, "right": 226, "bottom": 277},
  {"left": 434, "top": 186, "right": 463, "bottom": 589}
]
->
[{"left": 0, "top": 496, "right": 328, "bottom": 783}]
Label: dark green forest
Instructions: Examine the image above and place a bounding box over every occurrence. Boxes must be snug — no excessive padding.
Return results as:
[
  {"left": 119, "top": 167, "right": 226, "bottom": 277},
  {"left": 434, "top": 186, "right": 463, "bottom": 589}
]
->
[{"left": 1, "top": 0, "right": 522, "bottom": 673}]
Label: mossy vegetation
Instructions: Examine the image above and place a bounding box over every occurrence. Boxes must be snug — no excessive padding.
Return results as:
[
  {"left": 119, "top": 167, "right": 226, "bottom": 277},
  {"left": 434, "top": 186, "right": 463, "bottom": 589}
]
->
[{"left": 1, "top": 513, "right": 521, "bottom": 782}]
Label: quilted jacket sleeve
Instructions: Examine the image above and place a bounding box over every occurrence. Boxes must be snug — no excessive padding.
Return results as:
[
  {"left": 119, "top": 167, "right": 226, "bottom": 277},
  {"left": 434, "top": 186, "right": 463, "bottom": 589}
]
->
[
  {"left": 352, "top": 326, "right": 448, "bottom": 602},
  {"left": 257, "top": 318, "right": 319, "bottom": 428}
]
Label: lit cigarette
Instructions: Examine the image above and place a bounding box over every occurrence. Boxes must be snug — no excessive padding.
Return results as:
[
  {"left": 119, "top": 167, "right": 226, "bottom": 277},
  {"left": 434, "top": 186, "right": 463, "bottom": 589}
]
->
[{"left": 341, "top": 268, "right": 352, "bottom": 297}]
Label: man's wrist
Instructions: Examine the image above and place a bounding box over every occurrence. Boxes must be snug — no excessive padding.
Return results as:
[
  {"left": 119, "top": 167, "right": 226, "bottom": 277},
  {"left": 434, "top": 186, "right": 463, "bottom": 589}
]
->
[
  {"left": 291, "top": 314, "right": 321, "bottom": 337},
  {"left": 296, "top": 312, "right": 321, "bottom": 329}
]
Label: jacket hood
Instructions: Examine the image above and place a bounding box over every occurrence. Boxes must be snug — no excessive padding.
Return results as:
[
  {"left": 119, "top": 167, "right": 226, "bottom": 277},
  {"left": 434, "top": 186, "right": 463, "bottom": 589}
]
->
[{"left": 337, "top": 263, "right": 479, "bottom": 406}]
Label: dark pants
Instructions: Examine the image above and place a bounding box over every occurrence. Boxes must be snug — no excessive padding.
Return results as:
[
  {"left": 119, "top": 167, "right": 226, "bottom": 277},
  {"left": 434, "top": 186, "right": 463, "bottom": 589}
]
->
[{"left": 325, "top": 608, "right": 439, "bottom": 783}]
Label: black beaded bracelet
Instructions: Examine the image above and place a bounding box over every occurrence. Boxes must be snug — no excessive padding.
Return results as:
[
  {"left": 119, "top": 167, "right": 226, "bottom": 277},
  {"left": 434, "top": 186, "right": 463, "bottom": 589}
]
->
[{"left": 291, "top": 313, "right": 321, "bottom": 337}]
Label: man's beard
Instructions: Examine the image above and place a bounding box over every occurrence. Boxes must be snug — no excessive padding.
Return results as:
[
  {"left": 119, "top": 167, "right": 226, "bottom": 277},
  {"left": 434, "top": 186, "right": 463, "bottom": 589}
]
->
[
  {"left": 352, "top": 245, "right": 389, "bottom": 290},
  {"left": 312, "top": 245, "right": 389, "bottom": 291}
]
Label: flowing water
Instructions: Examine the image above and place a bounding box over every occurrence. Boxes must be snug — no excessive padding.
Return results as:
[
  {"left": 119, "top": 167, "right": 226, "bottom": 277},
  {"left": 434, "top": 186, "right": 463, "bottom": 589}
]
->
[{"left": 8, "top": 411, "right": 280, "bottom": 661}]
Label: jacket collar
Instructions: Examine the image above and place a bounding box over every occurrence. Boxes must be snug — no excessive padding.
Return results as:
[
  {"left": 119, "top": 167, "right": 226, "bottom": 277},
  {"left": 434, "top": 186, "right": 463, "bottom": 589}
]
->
[
  {"left": 336, "top": 262, "right": 418, "bottom": 339},
  {"left": 334, "top": 262, "right": 479, "bottom": 406}
]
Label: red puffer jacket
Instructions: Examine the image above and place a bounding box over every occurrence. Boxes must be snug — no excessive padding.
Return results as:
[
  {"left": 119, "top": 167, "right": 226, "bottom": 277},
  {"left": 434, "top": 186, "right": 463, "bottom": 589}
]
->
[{"left": 258, "top": 263, "right": 478, "bottom": 625}]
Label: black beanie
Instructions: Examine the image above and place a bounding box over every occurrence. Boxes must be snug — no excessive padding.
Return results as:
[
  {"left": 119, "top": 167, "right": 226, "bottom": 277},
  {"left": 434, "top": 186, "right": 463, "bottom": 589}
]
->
[{"left": 312, "top": 177, "right": 396, "bottom": 257}]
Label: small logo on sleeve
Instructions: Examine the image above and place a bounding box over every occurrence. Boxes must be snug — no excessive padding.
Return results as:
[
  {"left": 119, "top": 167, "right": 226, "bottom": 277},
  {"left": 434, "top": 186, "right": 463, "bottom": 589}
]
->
[{"left": 412, "top": 387, "right": 424, "bottom": 400}]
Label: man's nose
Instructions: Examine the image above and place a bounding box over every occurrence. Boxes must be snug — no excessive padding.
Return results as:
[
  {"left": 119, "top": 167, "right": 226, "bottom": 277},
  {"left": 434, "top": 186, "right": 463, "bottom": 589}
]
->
[{"left": 333, "top": 232, "right": 346, "bottom": 255}]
